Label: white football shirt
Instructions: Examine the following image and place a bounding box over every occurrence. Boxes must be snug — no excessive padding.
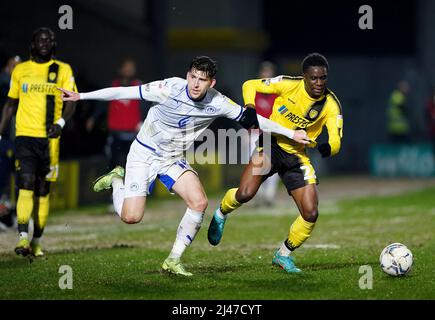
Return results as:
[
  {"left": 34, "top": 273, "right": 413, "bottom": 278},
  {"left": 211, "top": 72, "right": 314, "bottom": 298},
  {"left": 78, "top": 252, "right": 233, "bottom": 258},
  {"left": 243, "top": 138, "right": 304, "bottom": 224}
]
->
[{"left": 136, "top": 77, "right": 244, "bottom": 157}]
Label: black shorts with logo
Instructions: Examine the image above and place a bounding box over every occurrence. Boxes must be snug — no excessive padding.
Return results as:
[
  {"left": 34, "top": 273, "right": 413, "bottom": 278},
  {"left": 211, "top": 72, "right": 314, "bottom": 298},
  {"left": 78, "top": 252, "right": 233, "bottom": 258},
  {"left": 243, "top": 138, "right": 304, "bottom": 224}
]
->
[
  {"left": 15, "top": 136, "right": 51, "bottom": 179},
  {"left": 256, "top": 133, "right": 318, "bottom": 193}
]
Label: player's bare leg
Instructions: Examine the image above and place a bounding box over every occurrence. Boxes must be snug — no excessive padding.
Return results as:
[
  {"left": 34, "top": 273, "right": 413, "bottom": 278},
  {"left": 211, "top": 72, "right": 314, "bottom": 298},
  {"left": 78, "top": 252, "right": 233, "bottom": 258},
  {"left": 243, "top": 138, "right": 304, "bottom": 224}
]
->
[
  {"left": 290, "top": 184, "right": 319, "bottom": 223},
  {"left": 120, "top": 196, "right": 147, "bottom": 224},
  {"left": 162, "top": 171, "right": 207, "bottom": 276},
  {"left": 273, "top": 184, "right": 318, "bottom": 273},
  {"left": 93, "top": 165, "right": 147, "bottom": 223},
  {"left": 208, "top": 152, "right": 269, "bottom": 246}
]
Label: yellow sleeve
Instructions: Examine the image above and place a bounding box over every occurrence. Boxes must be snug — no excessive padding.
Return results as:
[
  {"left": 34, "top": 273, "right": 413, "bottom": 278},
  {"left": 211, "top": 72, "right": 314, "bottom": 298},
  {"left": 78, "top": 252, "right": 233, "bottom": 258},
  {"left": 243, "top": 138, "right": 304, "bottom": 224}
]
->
[
  {"left": 7, "top": 66, "right": 21, "bottom": 99},
  {"left": 324, "top": 99, "right": 343, "bottom": 157},
  {"left": 242, "top": 76, "right": 295, "bottom": 106},
  {"left": 61, "top": 64, "right": 78, "bottom": 92}
]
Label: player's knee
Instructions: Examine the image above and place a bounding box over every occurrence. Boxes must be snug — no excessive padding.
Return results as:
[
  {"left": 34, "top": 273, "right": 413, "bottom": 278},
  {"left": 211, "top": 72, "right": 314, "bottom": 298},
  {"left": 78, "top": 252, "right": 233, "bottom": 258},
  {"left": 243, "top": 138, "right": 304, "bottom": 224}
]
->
[
  {"left": 121, "top": 212, "right": 142, "bottom": 224},
  {"left": 188, "top": 197, "right": 208, "bottom": 212},
  {"left": 236, "top": 187, "right": 256, "bottom": 203},
  {"left": 120, "top": 199, "right": 145, "bottom": 224},
  {"left": 302, "top": 207, "right": 318, "bottom": 222}
]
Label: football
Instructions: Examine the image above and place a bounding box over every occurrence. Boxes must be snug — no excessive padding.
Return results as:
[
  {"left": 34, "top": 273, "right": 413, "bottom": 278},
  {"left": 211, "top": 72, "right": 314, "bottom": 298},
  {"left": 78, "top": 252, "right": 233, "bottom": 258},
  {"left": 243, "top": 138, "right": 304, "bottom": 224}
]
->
[{"left": 379, "top": 243, "right": 413, "bottom": 276}]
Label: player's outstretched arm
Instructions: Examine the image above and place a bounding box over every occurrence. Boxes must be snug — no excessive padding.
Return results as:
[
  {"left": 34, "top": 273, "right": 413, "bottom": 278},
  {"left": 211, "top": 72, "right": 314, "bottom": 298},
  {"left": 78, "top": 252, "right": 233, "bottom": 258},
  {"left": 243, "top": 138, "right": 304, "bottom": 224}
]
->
[
  {"left": 257, "top": 114, "right": 310, "bottom": 145},
  {"left": 58, "top": 88, "right": 80, "bottom": 101},
  {"left": 58, "top": 86, "right": 141, "bottom": 102},
  {"left": 58, "top": 81, "right": 170, "bottom": 103},
  {"left": 237, "top": 105, "right": 310, "bottom": 145}
]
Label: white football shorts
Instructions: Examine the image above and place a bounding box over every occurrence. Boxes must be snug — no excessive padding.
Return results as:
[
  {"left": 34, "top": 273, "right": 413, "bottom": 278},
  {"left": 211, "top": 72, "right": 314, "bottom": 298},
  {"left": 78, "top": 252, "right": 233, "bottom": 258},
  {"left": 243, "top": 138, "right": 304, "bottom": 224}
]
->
[{"left": 124, "top": 138, "right": 197, "bottom": 198}]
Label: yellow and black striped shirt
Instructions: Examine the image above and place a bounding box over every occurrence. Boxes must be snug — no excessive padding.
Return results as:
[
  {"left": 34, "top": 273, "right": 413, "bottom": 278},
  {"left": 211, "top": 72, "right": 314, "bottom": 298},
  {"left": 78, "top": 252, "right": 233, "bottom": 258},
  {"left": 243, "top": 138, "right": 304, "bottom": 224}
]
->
[
  {"left": 8, "top": 59, "right": 77, "bottom": 138},
  {"left": 243, "top": 76, "right": 343, "bottom": 156}
]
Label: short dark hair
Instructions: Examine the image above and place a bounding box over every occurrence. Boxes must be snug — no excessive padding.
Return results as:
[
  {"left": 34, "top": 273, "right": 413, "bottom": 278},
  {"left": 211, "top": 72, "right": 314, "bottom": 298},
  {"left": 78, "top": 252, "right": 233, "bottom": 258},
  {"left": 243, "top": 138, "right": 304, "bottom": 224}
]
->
[
  {"left": 301, "top": 53, "right": 329, "bottom": 73},
  {"left": 189, "top": 56, "right": 217, "bottom": 78},
  {"left": 30, "top": 27, "right": 56, "bottom": 58}
]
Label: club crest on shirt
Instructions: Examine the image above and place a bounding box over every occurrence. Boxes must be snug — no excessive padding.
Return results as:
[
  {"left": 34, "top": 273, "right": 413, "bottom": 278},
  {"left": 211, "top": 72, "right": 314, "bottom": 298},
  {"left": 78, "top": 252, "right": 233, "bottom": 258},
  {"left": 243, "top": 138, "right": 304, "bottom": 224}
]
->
[
  {"left": 48, "top": 72, "right": 57, "bottom": 81},
  {"left": 309, "top": 109, "right": 319, "bottom": 119},
  {"left": 205, "top": 106, "right": 216, "bottom": 114}
]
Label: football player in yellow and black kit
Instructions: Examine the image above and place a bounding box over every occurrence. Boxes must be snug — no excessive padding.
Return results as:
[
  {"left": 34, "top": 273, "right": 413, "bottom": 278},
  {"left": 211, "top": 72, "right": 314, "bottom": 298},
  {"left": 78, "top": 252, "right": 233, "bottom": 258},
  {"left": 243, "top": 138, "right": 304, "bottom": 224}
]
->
[
  {"left": 0, "top": 27, "right": 77, "bottom": 257},
  {"left": 208, "top": 53, "right": 343, "bottom": 272}
]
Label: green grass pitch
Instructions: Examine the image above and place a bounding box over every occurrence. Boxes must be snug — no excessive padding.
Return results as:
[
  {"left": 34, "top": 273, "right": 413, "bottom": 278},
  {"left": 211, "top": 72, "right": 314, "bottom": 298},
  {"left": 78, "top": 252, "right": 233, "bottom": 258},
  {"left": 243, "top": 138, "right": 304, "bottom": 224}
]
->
[{"left": 0, "top": 180, "right": 434, "bottom": 300}]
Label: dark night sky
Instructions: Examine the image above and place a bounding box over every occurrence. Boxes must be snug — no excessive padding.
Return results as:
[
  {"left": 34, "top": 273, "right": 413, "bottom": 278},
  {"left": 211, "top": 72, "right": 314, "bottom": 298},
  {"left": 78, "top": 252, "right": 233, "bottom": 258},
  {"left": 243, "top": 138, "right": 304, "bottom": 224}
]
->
[{"left": 263, "top": 0, "right": 417, "bottom": 56}]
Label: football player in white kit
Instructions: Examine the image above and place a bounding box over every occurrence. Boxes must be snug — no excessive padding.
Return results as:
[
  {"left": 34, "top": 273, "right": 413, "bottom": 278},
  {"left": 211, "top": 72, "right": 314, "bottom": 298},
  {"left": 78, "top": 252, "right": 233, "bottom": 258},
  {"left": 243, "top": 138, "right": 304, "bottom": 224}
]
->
[{"left": 59, "top": 56, "right": 310, "bottom": 276}]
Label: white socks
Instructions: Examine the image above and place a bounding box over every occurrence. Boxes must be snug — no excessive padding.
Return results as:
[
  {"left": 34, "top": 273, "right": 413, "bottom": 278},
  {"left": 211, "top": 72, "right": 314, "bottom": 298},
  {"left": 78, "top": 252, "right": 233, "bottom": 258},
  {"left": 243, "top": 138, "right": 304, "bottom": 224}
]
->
[
  {"left": 112, "top": 177, "right": 125, "bottom": 217},
  {"left": 169, "top": 208, "right": 204, "bottom": 259},
  {"left": 19, "top": 232, "right": 28, "bottom": 240},
  {"left": 215, "top": 207, "right": 226, "bottom": 219},
  {"left": 278, "top": 242, "right": 292, "bottom": 257}
]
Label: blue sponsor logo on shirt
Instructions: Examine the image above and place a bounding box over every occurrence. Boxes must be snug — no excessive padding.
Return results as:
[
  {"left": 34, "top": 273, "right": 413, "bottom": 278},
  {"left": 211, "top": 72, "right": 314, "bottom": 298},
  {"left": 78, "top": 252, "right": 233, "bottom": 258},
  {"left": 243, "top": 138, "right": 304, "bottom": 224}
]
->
[
  {"left": 22, "top": 83, "right": 28, "bottom": 93},
  {"left": 278, "top": 105, "right": 288, "bottom": 114},
  {"left": 178, "top": 116, "right": 191, "bottom": 128}
]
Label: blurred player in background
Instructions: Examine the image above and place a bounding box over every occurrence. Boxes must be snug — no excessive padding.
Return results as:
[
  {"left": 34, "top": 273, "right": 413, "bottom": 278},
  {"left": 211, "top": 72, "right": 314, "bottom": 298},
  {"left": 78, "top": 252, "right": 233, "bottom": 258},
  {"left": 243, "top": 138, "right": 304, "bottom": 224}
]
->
[
  {"left": 87, "top": 58, "right": 148, "bottom": 169},
  {"left": 250, "top": 61, "right": 279, "bottom": 207},
  {"left": 60, "top": 56, "right": 310, "bottom": 276},
  {"left": 387, "top": 80, "right": 411, "bottom": 143},
  {"left": 86, "top": 58, "right": 148, "bottom": 212},
  {"left": 425, "top": 87, "right": 435, "bottom": 159},
  {"left": 0, "top": 27, "right": 77, "bottom": 257},
  {"left": 208, "top": 53, "right": 343, "bottom": 273},
  {"left": 0, "top": 54, "right": 21, "bottom": 230}
]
